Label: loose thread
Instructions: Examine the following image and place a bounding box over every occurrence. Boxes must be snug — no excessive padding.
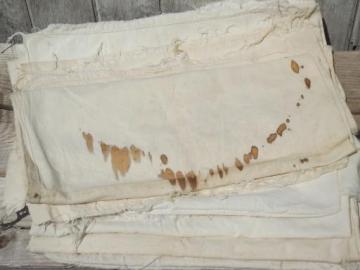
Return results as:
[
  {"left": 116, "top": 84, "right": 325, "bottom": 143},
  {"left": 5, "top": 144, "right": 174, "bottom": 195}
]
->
[{"left": 0, "top": 42, "right": 15, "bottom": 54}]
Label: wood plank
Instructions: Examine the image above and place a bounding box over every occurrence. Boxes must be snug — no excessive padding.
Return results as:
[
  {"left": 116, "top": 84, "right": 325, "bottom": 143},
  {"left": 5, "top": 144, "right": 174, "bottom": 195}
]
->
[
  {"left": 346, "top": 99, "right": 360, "bottom": 114},
  {"left": 334, "top": 51, "right": 360, "bottom": 99},
  {"left": 318, "top": 0, "right": 359, "bottom": 50},
  {"left": 349, "top": 1, "right": 360, "bottom": 50},
  {"left": 27, "top": 0, "right": 96, "bottom": 29},
  {"left": 96, "top": 0, "right": 160, "bottom": 21},
  {"left": 0, "top": 0, "right": 32, "bottom": 43},
  {"left": 161, "top": 0, "right": 220, "bottom": 13}
]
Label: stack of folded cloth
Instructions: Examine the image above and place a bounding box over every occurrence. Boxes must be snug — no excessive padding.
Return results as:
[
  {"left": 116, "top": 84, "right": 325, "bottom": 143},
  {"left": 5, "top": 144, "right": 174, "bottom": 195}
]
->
[{"left": 2, "top": 0, "right": 360, "bottom": 268}]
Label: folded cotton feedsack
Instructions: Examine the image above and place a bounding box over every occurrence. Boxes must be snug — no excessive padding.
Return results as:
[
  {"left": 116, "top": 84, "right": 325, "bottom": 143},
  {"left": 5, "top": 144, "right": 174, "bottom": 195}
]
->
[{"left": 1, "top": 0, "right": 360, "bottom": 269}]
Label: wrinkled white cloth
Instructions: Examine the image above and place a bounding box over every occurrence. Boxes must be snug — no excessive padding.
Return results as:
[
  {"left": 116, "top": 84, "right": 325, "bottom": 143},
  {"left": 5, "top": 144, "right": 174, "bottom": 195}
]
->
[{"left": 3, "top": 0, "right": 360, "bottom": 268}]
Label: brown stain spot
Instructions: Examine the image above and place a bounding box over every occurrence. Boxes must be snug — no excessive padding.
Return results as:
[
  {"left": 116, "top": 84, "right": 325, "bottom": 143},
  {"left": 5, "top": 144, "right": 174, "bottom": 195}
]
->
[
  {"left": 33, "top": 193, "right": 39, "bottom": 199},
  {"left": 296, "top": 102, "right": 300, "bottom": 107},
  {"left": 291, "top": 60, "right": 300, "bottom": 74},
  {"left": 300, "top": 158, "right": 309, "bottom": 163},
  {"left": 243, "top": 153, "right": 251, "bottom": 164},
  {"left": 250, "top": 146, "right": 259, "bottom": 159},
  {"left": 267, "top": 133, "right": 277, "bottom": 144},
  {"left": 276, "top": 123, "right": 287, "bottom": 136},
  {"left": 159, "top": 168, "right": 176, "bottom": 185},
  {"left": 286, "top": 118, "right": 290, "bottom": 123},
  {"left": 82, "top": 132, "right": 94, "bottom": 153},
  {"left": 186, "top": 171, "right": 197, "bottom": 191},
  {"left": 217, "top": 165, "right": 224, "bottom": 178},
  {"left": 160, "top": 154, "right": 168, "bottom": 165},
  {"left": 148, "top": 152, "right": 152, "bottom": 163},
  {"left": 209, "top": 169, "right": 215, "bottom": 176},
  {"left": 222, "top": 164, "right": 229, "bottom": 175},
  {"left": 301, "top": 65, "right": 304, "bottom": 69},
  {"left": 176, "top": 171, "right": 186, "bottom": 191},
  {"left": 301, "top": 94, "right": 304, "bottom": 99},
  {"left": 130, "top": 145, "right": 142, "bottom": 162},
  {"left": 100, "top": 142, "right": 110, "bottom": 161},
  {"left": 235, "top": 158, "right": 244, "bottom": 171},
  {"left": 111, "top": 146, "right": 131, "bottom": 179},
  {"left": 304, "top": 78, "right": 311, "bottom": 89}
]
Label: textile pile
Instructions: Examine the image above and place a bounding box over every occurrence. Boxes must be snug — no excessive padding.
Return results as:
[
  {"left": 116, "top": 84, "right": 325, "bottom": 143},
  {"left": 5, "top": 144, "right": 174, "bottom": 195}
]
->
[{"left": 2, "top": 0, "right": 360, "bottom": 268}]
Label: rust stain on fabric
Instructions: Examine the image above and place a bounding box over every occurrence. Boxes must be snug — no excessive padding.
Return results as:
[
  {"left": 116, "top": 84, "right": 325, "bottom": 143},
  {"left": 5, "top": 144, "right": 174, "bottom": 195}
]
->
[
  {"left": 304, "top": 78, "right": 311, "bottom": 89},
  {"left": 160, "top": 154, "right": 168, "bottom": 165},
  {"left": 267, "top": 133, "right": 277, "bottom": 144},
  {"left": 209, "top": 169, "right": 215, "bottom": 176},
  {"left": 286, "top": 118, "right": 290, "bottom": 123},
  {"left": 186, "top": 171, "right": 197, "bottom": 191},
  {"left": 82, "top": 132, "right": 94, "bottom": 153},
  {"left": 217, "top": 165, "right": 224, "bottom": 178},
  {"left": 250, "top": 146, "right": 258, "bottom": 159},
  {"left": 100, "top": 142, "right": 110, "bottom": 161},
  {"left": 300, "top": 158, "right": 309, "bottom": 163},
  {"left": 159, "top": 168, "right": 176, "bottom": 185},
  {"left": 235, "top": 158, "right": 244, "bottom": 171},
  {"left": 291, "top": 60, "right": 300, "bottom": 73},
  {"left": 243, "top": 153, "right": 251, "bottom": 164},
  {"left": 111, "top": 146, "right": 131, "bottom": 179},
  {"left": 130, "top": 145, "right": 142, "bottom": 162},
  {"left": 276, "top": 123, "right": 287, "bottom": 136},
  {"left": 296, "top": 102, "right": 300, "bottom": 107},
  {"left": 176, "top": 171, "right": 186, "bottom": 190}
]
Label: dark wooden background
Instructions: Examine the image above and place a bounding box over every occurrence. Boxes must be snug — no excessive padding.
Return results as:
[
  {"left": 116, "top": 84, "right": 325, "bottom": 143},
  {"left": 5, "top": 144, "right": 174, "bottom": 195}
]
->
[{"left": 0, "top": 0, "right": 359, "bottom": 51}]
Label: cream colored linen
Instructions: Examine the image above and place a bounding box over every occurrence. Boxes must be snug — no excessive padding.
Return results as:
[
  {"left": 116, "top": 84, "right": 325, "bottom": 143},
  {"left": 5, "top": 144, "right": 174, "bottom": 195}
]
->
[
  {"left": 2, "top": 0, "right": 360, "bottom": 268},
  {"left": 27, "top": 198, "right": 360, "bottom": 263},
  {"left": 3, "top": 0, "right": 356, "bottom": 210}
]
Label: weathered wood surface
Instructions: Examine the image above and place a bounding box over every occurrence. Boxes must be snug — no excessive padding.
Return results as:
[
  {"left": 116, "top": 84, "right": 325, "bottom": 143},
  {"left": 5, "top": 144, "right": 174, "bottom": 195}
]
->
[
  {"left": 349, "top": 1, "right": 360, "bottom": 50},
  {"left": 334, "top": 51, "right": 360, "bottom": 99},
  {"left": 0, "top": 0, "right": 32, "bottom": 43},
  {"left": 160, "top": 0, "right": 219, "bottom": 13},
  {"left": 317, "top": 0, "right": 359, "bottom": 50},
  {"left": 26, "top": 0, "right": 96, "bottom": 29},
  {"left": 95, "top": 0, "right": 160, "bottom": 21}
]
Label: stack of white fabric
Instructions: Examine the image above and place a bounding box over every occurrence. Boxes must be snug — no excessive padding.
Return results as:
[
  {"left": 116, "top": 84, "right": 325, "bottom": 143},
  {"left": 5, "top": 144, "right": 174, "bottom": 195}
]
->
[{"left": 3, "top": 0, "right": 360, "bottom": 269}]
